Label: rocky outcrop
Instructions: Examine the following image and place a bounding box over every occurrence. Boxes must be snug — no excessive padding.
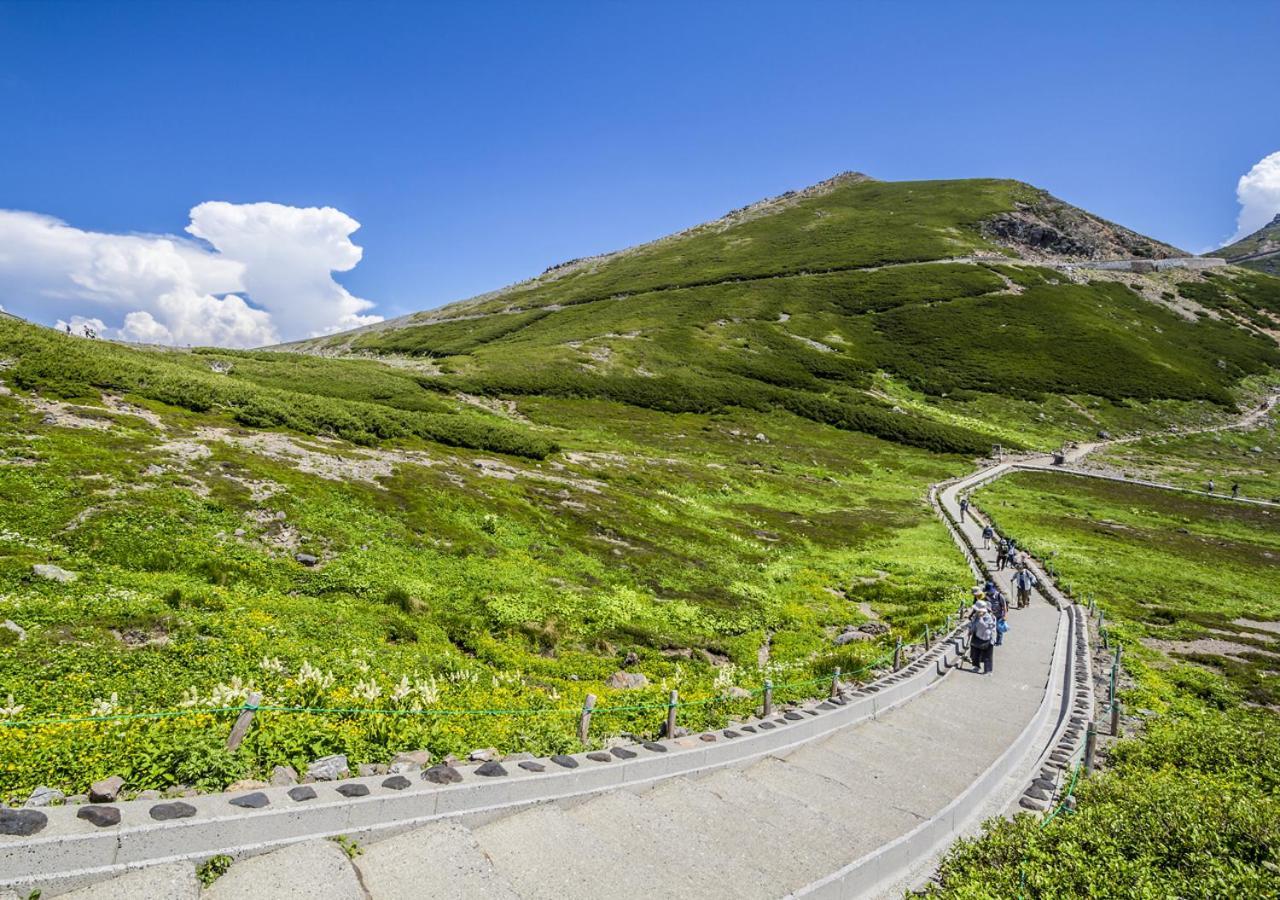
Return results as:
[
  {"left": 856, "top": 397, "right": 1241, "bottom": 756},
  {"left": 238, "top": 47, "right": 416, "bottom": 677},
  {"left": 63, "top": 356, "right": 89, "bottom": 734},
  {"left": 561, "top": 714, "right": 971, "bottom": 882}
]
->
[{"left": 982, "top": 189, "right": 1184, "bottom": 261}]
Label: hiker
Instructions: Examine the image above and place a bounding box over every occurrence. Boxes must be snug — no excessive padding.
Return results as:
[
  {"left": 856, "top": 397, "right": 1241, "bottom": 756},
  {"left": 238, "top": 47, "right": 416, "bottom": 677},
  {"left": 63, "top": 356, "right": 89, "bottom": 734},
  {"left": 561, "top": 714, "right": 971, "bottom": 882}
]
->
[
  {"left": 968, "top": 600, "right": 996, "bottom": 674},
  {"left": 982, "top": 524, "right": 994, "bottom": 549},
  {"left": 1011, "top": 565, "right": 1037, "bottom": 609},
  {"left": 959, "top": 496, "right": 969, "bottom": 522},
  {"left": 1232, "top": 482, "right": 1240, "bottom": 499},
  {"left": 987, "top": 586, "right": 1008, "bottom": 645},
  {"left": 1207, "top": 479, "right": 1215, "bottom": 494},
  {"left": 996, "top": 539, "right": 1011, "bottom": 571}
]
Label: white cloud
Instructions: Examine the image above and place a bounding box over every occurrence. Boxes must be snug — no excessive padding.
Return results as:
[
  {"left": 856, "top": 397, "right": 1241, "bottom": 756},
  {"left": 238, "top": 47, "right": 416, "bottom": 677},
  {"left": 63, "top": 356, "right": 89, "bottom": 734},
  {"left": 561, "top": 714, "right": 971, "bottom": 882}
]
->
[
  {"left": 0, "top": 202, "right": 383, "bottom": 347},
  {"left": 1228, "top": 150, "right": 1280, "bottom": 244}
]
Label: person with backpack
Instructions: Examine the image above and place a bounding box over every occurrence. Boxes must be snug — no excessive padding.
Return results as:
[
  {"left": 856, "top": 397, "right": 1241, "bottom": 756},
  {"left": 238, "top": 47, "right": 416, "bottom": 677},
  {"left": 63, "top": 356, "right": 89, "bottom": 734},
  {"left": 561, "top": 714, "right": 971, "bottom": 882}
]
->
[
  {"left": 981, "top": 524, "right": 995, "bottom": 550},
  {"left": 996, "top": 540, "right": 1011, "bottom": 571},
  {"left": 959, "top": 497, "right": 969, "bottom": 522},
  {"left": 968, "top": 599, "right": 996, "bottom": 674},
  {"left": 1011, "top": 565, "right": 1037, "bottom": 609},
  {"left": 1232, "top": 482, "right": 1241, "bottom": 499},
  {"left": 986, "top": 585, "right": 1008, "bottom": 644}
]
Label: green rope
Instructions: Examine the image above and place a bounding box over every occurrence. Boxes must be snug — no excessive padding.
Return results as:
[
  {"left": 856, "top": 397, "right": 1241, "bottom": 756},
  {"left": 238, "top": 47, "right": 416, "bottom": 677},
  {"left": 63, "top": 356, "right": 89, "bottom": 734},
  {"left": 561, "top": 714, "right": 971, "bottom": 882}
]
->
[{"left": 0, "top": 706, "right": 246, "bottom": 728}]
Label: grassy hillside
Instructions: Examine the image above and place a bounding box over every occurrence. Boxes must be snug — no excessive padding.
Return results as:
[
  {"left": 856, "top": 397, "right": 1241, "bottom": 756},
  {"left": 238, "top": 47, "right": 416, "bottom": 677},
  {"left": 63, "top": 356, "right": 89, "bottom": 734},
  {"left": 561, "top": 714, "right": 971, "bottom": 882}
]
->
[
  {"left": 0, "top": 316, "right": 980, "bottom": 799},
  {"left": 295, "top": 178, "right": 1280, "bottom": 453},
  {"left": 3, "top": 174, "right": 1280, "bottom": 805}
]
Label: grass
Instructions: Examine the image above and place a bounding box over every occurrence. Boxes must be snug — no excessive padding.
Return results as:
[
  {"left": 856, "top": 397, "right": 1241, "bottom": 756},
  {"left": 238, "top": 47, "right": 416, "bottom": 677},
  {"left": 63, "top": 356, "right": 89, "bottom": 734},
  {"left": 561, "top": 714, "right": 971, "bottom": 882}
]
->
[{"left": 1091, "top": 397, "right": 1280, "bottom": 501}]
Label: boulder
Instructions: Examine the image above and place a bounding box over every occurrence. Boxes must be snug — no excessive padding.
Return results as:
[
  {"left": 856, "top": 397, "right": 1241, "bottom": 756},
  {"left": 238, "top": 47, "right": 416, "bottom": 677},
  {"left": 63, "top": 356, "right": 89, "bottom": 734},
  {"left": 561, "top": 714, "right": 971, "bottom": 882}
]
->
[
  {"left": 76, "top": 805, "right": 121, "bottom": 827},
  {"left": 357, "top": 763, "right": 387, "bottom": 777},
  {"left": 269, "top": 765, "right": 298, "bottom": 787},
  {"left": 467, "top": 747, "right": 498, "bottom": 762},
  {"left": 24, "top": 786, "right": 64, "bottom": 807},
  {"left": 727, "top": 686, "right": 753, "bottom": 700},
  {"left": 225, "top": 779, "right": 268, "bottom": 792},
  {"left": 858, "top": 622, "right": 890, "bottom": 636},
  {"left": 606, "top": 671, "right": 649, "bottom": 690},
  {"left": 89, "top": 775, "right": 125, "bottom": 803},
  {"left": 389, "top": 750, "right": 431, "bottom": 773},
  {"left": 1, "top": 620, "right": 25, "bottom": 642},
  {"left": 294, "top": 553, "right": 318, "bottom": 567},
  {"left": 622, "top": 650, "right": 640, "bottom": 668},
  {"left": 304, "top": 754, "right": 349, "bottom": 782},
  {"left": 834, "top": 630, "right": 872, "bottom": 645},
  {"left": 32, "top": 564, "right": 77, "bottom": 583}
]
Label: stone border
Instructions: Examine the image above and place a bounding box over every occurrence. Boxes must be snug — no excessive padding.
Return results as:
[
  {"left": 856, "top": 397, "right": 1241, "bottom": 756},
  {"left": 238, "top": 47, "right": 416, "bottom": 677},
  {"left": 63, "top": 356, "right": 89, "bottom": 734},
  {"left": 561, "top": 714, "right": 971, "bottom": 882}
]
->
[{"left": 1, "top": 628, "right": 967, "bottom": 896}]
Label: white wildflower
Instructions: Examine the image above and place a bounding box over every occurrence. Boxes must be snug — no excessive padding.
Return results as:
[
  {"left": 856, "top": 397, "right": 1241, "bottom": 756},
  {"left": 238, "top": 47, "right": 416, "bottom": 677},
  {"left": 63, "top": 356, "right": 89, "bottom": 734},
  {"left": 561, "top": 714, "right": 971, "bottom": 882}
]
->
[
  {"left": 0, "top": 693, "right": 25, "bottom": 717},
  {"left": 178, "top": 686, "right": 202, "bottom": 708},
  {"left": 259, "top": 656, "right": 286, "bottom": 675},
  {"left": 390, "top": 676, "right": 414, "bottom": 704},
  {"left": 209, "top": 676, "right": 252, "bottom": 707},
  {"left": 353, "top": 679, "right": 382, "bottom": 702},
  {"left": 415, "top": 676, "right": 440, "bottom": 706},
  {"left": 297, "top": 661, "right": 334, "bottom": 689},
  {"left": 89, "top": 693, "right": 119, "bottom": 717}
]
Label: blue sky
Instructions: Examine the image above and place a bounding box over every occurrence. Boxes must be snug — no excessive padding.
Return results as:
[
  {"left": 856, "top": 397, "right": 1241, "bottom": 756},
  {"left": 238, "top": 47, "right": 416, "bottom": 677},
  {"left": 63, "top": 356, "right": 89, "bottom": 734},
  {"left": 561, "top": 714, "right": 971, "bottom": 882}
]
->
[{"left": 1, "top": 1, "right": 1277, "bottom": 344}]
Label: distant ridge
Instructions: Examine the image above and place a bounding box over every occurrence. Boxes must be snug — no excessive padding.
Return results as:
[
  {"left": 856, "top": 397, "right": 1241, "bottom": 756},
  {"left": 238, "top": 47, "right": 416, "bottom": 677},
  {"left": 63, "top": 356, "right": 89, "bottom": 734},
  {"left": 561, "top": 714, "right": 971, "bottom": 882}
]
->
[{"left": 1215, "top": 213, "right": 1280, "bottom": 276}]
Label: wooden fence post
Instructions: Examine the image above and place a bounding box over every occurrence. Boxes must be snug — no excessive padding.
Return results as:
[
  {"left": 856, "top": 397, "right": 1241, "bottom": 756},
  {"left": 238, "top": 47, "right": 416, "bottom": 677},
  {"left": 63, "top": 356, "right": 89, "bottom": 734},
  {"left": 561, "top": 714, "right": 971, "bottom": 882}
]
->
[
  {"left": 1110, "top": 701, "right": 1123, "bottom": 737},
  {"left": 577, "top": 693, "right": 596, "bottom": 744},
  {"left": 1084, "top": 721, "right": 1098, "bottom": 775},
  {"left": 762, "top": 679, "right": 773, "bottom": 718},
  {"left": 225, "top": 692, "right": 262, "bottom": 752},
  {"left": 829, "top": 667, "right": 841, "bottom": 700},
  {"left": 924, "top": 624, "right": 931, "bottom": 650},
  {"left": 664, "top": 689, "right": 678, "bottom": 738},
  {"left": 893, "top": 637, "right": 903, "bottom": 671}
]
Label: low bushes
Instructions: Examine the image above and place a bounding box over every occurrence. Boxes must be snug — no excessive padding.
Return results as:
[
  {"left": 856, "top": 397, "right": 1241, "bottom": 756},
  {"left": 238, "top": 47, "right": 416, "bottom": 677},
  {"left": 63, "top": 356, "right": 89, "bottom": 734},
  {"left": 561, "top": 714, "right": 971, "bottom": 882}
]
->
[{"left": 0, "top": 320, "right": 557, "bottom": 459}]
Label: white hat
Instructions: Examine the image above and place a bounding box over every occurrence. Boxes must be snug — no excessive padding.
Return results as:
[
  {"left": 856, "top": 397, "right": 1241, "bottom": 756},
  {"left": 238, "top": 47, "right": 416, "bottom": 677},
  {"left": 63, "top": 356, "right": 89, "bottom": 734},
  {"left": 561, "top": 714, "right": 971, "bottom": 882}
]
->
[{"left": 973, "top": 600, "right": 989, "bottom": 612}]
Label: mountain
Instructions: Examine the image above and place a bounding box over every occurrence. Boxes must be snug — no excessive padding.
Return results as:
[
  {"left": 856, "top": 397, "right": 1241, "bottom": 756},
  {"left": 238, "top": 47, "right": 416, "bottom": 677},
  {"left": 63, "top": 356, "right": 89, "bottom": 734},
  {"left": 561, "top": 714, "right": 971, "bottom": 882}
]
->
[
  {"left": 1215, "top": 213, "right": 1280, "bottom": 276},
  {"left": 287, "top": 176, "right": 1279, "bottom": 450}
]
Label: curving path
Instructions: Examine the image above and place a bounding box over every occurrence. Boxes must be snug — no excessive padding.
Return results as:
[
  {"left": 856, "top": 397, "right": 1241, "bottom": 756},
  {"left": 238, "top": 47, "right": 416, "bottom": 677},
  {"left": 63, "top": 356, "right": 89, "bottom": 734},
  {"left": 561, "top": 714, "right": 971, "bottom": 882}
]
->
[{"left": 10, "top": 393, "right": 1273, "bottom": 899}]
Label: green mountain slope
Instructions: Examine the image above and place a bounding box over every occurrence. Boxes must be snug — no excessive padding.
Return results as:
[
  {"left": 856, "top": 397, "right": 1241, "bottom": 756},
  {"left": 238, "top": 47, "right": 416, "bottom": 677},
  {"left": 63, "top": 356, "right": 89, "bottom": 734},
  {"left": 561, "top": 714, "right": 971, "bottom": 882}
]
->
[
  {"left": 294, "top": 177, "right": 1279, "bottom": 445},
  {"left": 1215, "top": 213, "right": 1280, "bottom": 276}
]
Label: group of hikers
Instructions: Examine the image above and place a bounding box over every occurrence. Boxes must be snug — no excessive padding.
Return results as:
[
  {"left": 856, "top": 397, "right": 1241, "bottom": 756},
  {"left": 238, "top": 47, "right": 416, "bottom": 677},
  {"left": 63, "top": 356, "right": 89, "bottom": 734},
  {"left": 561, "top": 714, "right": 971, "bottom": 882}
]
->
[
  {"left": 1205, "top": 479, "right": 1243, "bottom": 499},
  {"left": 956, "top": 495, "right": 1039, "bottom": 675}
]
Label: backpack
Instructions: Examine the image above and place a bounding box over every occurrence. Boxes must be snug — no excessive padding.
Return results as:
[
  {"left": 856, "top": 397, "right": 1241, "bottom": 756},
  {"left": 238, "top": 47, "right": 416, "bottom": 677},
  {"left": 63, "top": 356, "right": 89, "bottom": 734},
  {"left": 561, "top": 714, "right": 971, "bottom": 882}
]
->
[{"left": 973, "top": 613, "right": 996, "bottom": 644}]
